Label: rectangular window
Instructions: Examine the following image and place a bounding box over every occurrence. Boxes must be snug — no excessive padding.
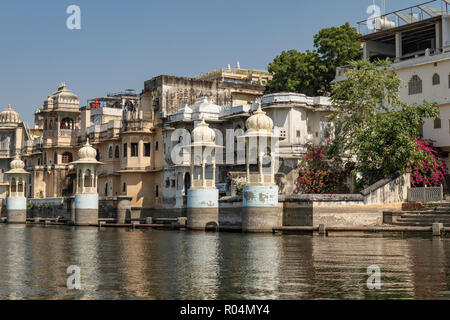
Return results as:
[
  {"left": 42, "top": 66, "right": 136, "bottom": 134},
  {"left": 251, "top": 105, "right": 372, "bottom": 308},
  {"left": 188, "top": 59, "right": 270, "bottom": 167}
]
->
[
  {"left": 123, "top": 143, "right": 127, "bottom": 158},
  {"left": 131, "top": 143, "right": 138, "bottom": 157},
  {"left": 296, "top": 130, "right": 301, "bottom": 138},
  {"left": 155, "top": 141, "right": 159, "bottom": 151},
  {"left": 434, "top": 118, "right": 442, "bottom": 129},
  {"left": 144, "top": 143, "right": 151, "bottom": 157}
]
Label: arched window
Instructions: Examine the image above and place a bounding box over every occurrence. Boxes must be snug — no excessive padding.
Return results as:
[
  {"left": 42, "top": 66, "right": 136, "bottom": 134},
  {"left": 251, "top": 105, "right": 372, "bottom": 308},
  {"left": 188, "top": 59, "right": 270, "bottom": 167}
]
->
[
  {"left": 60, "top": 118, "right": 74, "bottom": 130},
  {"left": 11, "top": 178, "right": 16, "bottom": 193},
  {"left": 434, "top": 118, "right": 442, "bottom": 129},
  {"left": 108, "top": 146, "right": 113, "bottom": 159},
  {"left": 104, "top": 183, "right": 108, "bottom": 196},
  {"left": 114, "top": 145, "right": 120, "bottom": 158},
  {"left": 62, "top": 152, "right": 73, "bottom": 164},
  {"left": 96, "top": 149, "right": 100, "bottom": 161},
  {"left": 49, "top": 120, "right": 53, "bottom": 130},
  {"left": 433, "top": 73, "right": 440, "bottom": 86},
  {"left": 155, "top": 185, "right": 159, "bottom": 198},
  {"left": 84, "top": 169, "right": 92, "bottom": 188},
  {"left": 408, "top": 75, "right": 422, "bottom": 95},
  {"left": 18, "top": 178, "right": 23, "bottom": 193}
]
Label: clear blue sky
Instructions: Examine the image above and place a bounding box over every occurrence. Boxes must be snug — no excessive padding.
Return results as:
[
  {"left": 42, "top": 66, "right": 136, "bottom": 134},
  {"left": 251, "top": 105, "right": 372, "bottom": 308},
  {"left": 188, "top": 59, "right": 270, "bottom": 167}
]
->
[{"left": 0, "top": 0, "right": 423, "bottom": 125}]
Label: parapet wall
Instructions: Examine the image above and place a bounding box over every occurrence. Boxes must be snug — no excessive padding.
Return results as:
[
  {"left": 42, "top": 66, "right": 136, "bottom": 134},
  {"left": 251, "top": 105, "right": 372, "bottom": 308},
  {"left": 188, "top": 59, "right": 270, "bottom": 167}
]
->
[{"left": 18, "top": 172, "right": 409, "bottom": 228}]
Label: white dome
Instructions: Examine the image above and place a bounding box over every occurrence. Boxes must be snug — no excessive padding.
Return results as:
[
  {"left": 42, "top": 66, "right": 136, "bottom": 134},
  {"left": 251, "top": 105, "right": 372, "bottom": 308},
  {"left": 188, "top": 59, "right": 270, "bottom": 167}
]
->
[
  {"left": 10, "top": 155, "right": 25, "bottom": 170},
  {"left": 246, "top": 102, "right": 273, "bottom": 132},
  {"left": 0, "top": 105, "right": 21, "bottom": 124},
  {"left": 53, "top": 82, "right": 79, "bottom": 100},
  {"left": 192, "top": 118, "right": 215, "bottom": 144},
  {"left": 6, "top": 155, "right": 29, "bottom": 175},
  {"left": 78, "top": 139, "right": 97, "bottom": 160}
]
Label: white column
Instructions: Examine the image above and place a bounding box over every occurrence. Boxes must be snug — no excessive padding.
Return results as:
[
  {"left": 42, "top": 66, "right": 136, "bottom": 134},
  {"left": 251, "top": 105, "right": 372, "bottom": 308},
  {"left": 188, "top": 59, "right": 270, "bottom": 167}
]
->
[
  {"left": 246, "top": 140, "right": 250, "bottom": 183},
  {"left": 259, "top": 153, "right": 263, "bottom": 184},
  {"left": 202, "top": 160, "right": 206, "bottom": 188},
  {"left": 395, "top": 32, "right": 402, "bottom": 62},
  {"left": 212, "top": 160, "right": 216, "bottom": 186},
  {"left": 271, "top": 154, "right": 275, "bottom": 185},
  {"left": 81, "top": 169, "right": 85, "bottom": 194},
  {"left": 76, "top": 170, "right": 79, "bottom": 194},
  {"left": 436, "top": 22, "right": 442, "bottom": 51},
  {"left": 362, "top": 42, "right": 369, "bottom": 60},
  {"left": 190, "top": 151, "right": 194, "bottom": 187}
]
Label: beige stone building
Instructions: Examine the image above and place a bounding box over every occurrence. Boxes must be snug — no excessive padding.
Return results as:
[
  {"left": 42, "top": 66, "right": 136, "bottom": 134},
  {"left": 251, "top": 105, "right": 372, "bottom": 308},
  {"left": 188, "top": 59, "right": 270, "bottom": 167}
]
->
[
  {"left": 10, "top": 72, "right": 265, "bottom": 217},
  {"left": 0, "top": 105, "right": 30, "bottom": 204}
]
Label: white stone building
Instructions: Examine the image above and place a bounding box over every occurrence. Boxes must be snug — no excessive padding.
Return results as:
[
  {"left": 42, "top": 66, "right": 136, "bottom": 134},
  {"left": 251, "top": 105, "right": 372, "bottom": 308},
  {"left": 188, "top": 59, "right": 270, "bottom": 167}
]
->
[
  {"left": 163, "top": 93, "right": 333, "bottom": 205},
  {"left": 345, "top": 1, "right": 450, "bottom": 164}
]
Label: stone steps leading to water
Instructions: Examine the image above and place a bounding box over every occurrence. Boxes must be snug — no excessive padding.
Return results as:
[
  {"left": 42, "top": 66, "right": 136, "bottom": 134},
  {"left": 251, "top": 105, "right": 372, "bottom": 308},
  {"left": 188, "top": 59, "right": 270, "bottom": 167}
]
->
[{"left": 385, "top": 202, "right": 450, "bottom": 227}]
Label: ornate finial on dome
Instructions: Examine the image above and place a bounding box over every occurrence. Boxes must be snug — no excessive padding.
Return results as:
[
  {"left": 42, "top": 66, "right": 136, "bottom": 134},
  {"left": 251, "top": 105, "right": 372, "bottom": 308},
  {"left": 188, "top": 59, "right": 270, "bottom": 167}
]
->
[
  {"left": 77, "top": 139, "right": 97, "bottom": 161},
  {"left": 0, "top": 104, "right": 20, "bottom": 124},
  {"left": 245, "top": 100, "right": 273, "bottom": 132},
  {"left": 192, "top": 117, "right": 216, "bottom": 144},
  {"left": 9, "top": 154, "right": 25, "bottom": 171},
  {"left": 58, "top": 82, "right": 67, "bottom": 91}
]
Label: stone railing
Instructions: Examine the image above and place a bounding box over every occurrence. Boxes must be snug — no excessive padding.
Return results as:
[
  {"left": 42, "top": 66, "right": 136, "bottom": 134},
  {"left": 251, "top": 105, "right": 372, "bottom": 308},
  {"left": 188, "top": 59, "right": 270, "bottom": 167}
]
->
[
  {"left": 60, "top": 129, "right": 80, "bottom": 137},
  {"left": 407, "top": 185, "right": 443, "bottom": 203},
  {"left": 248, "top": 173, "right": 273, "bottom": 185},
  {"left": 360, "top": 171, "right": 410, "bottom": 205},
  {"left": 192, "top": 180, "right": 215, "bottom": 189}
]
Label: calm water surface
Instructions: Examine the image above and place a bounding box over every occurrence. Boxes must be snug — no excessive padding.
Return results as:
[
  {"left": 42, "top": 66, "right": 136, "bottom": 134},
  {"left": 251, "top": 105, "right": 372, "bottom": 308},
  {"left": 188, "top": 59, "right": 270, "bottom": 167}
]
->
[{"left": 0, "top": 224, "right": 449, "bottom": 300}]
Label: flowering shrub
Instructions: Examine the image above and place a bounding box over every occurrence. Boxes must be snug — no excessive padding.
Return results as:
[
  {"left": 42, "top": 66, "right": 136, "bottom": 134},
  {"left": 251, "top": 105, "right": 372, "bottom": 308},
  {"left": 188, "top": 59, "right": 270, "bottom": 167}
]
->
[
  {"left": 296, "top": 144, "right": 350, "bottom": 194},
  {"left": 410, "top": 139, "right": 448, "bottom": 187}
]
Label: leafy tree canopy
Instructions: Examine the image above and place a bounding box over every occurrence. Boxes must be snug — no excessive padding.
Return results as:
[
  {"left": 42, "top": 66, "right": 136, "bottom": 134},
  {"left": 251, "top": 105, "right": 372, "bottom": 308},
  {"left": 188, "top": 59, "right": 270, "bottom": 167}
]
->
[
  {"left": 330, "top": 60, "right": 440, "bottom": 188},
  {"left": 267, "top": 22, "right": 361, "bottom": 96}
]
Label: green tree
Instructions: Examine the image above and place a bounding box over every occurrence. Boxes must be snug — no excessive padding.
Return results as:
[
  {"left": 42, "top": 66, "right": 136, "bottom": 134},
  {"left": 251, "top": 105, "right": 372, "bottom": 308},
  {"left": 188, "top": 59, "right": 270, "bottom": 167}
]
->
[
  {"left": 267, "top": 23, "right": 360, "bottom": 96},
  {"left": 330, "top": 59, "right": 439, "bottom": 188}
]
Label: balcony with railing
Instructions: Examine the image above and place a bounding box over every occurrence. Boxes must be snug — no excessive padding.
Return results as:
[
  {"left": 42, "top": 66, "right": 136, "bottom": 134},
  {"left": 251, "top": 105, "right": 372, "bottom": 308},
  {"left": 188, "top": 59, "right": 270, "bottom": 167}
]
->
[
  {"left": 357, "top": 0, "right": 449, "bottom": 36},
  {"left": 248, "top": 173, "right": 274, "bottom": 185}
]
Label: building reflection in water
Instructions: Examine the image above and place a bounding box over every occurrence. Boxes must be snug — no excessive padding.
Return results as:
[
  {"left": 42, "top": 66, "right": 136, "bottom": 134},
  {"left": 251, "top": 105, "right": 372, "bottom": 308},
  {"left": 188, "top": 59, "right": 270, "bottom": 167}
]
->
[
  {"left": 0, "top": 225, "right": 27, "bottom": 299},
  {"left": 216, "top": 233, "right": 281, "bottom": 299},
  {"left": 409, "top": 238, "right": 450, "bottom": 299},
  {"left": 1, "top": 224, "right": 450, "bottom": 299}
]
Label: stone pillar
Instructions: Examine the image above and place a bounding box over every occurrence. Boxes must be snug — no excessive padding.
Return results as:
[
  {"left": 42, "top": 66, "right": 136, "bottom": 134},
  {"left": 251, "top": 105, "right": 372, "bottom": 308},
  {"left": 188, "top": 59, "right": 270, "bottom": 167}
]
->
[
  {"left": 117, "top": 196, "right": 132, "bottom": 224},
  {"left": 242, "top": 185, "right": 280, "bottom": 233},
  {"left": 436, "top": 22, "right": 442, "bottom": 52},
  {"left": 395, "top": 32, "right": 402, "bottom": 62},
  {"left": 362, "top": 42, "right": 369, "bottom": 60},
  {"left": 187, "top": 188, "right": 219, "bottom": 231}
]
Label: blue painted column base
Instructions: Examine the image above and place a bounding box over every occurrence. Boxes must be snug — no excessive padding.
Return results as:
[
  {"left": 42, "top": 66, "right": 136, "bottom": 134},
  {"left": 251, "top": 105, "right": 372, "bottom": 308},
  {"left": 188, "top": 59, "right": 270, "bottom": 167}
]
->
[
  {"left": 74, "top": 194, "right": 99, "bottom": 226},
  {"left": 187, "top": 189, "right": 219, "bottom": 231},
  {"left": 242, "top": 185, "right": 280, "bottom": 233},
  {"left": 7, "top": 197, "right": 27, "bottom": 224}
]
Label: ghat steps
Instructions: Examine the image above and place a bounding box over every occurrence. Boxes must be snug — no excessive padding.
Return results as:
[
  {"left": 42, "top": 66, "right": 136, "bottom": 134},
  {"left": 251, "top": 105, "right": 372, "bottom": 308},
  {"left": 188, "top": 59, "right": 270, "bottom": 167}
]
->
[{"left": 385, "top": 202, "right": 450, "bottom": 227}]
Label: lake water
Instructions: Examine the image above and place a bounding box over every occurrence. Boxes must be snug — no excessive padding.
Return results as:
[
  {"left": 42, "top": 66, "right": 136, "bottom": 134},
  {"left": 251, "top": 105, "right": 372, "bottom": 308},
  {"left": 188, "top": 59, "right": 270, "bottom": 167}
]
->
[{"left": 0, "top": 224, "right": 449, "bottom": 300}]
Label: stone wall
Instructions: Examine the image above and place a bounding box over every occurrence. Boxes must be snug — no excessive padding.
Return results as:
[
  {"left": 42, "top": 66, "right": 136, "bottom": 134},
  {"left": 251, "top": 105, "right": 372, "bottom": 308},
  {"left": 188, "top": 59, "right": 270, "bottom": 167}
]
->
[
  {"left": 144, "top": 75, "right": 265, "bottom": 116},
  {"left": 28, "top": 197, "right": 71, "bottom": 220}
]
